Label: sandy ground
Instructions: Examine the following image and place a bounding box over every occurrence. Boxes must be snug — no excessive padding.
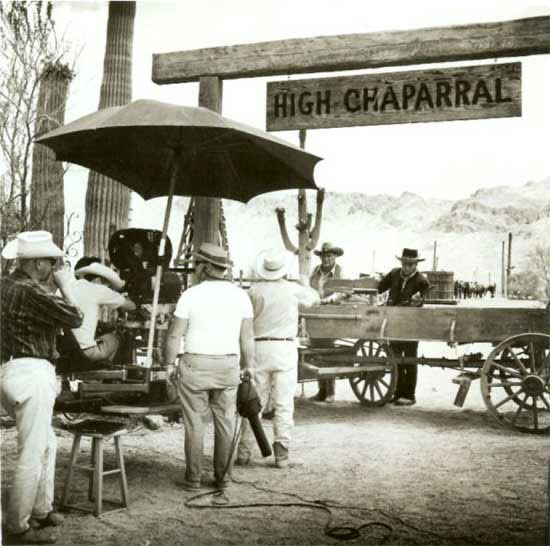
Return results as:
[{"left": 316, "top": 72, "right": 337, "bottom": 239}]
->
[
  {"left": 2, "top": 364, "right": 549, "bottom": 546},
  {"left": 2, "top": 297, "right": 549, "bottom": 545}
]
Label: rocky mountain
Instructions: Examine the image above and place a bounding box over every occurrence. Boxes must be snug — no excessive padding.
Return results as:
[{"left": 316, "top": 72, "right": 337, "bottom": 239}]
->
[{"left": 130, "top": 176, "right": 550, "bottom": 286}]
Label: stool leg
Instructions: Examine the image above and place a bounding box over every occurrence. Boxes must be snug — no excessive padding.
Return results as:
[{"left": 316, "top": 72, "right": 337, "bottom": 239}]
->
[
  {"left": 94, "top": 437, "right": 104, "bottom": 517},
  {"left": 61, "top": 434, "right": 81, "bottom": 508},
  {"left": 114, "top": 436, "right": 129, "bottom": 507},
  {"left": 88, "top": 438, "right": 96, "bottom": 502}
]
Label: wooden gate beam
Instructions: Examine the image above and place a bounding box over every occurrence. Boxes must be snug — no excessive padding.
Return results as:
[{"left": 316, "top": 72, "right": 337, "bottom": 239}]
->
[{"left": 153, "top": 16, "right": 550, "bottom": 84}]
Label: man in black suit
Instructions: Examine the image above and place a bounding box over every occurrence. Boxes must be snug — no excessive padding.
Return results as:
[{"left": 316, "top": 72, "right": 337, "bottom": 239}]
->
[{"left": 378, "top": 248, "right": 431, "bottom": 406}]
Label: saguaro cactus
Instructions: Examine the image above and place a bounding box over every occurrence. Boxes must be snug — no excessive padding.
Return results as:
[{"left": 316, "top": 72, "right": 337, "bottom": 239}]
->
[
  {"left": 276, "top": 130, "right": 325, "bottom": 279},
  {"left": 83, "top": 1, "right": 136, "bottom": 260},
  {"left": 30, "top": 62, "right": 73, "bottom": 248}
]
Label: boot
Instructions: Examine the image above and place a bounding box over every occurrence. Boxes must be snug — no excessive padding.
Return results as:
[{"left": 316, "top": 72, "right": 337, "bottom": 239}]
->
[
  {"left": 309, "top": 380, "right": 327, "bottom": 401},
  {"left": 273, "top": 441, "right": 289, "bottom": 469}
]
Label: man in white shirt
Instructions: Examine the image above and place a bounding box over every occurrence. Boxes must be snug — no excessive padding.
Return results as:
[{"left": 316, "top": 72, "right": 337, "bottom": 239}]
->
[
  {"left": 236, "top": 249, "right": 319, "bottom": 468},
  {"left": 72, "top": 262, "right": 136, "bottom": 361},
  {"left": 164, "top": 243, "right": 255, "bottom": 491}
]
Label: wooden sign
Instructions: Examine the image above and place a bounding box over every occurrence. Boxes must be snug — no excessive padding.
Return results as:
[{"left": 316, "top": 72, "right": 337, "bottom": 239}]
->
[{"left": 266, "top": 62, "right": 521, "bottom": 131}]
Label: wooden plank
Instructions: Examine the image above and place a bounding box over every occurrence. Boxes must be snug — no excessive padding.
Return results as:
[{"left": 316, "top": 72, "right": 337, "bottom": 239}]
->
[
  {"left": 302, "top": 304, "right": 549, "bottom": 343},
  {"left": 100, "top": 404, "right": 181, "bottom": 415},
  {"left": 152, "top": 17, "right": 550, "bottom": 84},
  {"left": 266, "top": 63, "right": 521, "bottom": 131}
]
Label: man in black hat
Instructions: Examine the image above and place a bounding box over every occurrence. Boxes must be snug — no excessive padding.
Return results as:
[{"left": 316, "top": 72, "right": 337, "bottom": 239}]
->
[
  {"left": 378, "top": 248, "right": 431, "bottom": 406},
  {"left": 309, "top": 242, "right": 345, "bottom": 403}
]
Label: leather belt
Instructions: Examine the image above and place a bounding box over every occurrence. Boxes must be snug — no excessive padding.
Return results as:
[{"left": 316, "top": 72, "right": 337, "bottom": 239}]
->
[{"left": 255, "top": 337, "right": 294, "bottom": 342}]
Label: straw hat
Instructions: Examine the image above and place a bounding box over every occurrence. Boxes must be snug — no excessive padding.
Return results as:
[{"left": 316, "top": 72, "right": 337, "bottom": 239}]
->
[
  {"left": 75, "top": 262, "right": 125, "bottom": 290},
  {"left": 192, "top": 243, "right": 233, "bottom": 269},
  {"left": 255, "top": 249, "right": 289, "bottom": 281},
  {"left": 1, "top": 231, "right": 64, "bottom": 260}
]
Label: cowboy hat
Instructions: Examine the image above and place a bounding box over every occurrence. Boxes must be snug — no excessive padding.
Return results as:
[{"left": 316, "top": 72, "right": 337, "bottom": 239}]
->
[
  {"left": 75, "top": 262, "right": 125, "bottom": 290},
  {"left": 192, "top": 242, "right": 233, "bottom": 269},
  {"left": 396, "top": 248, "right": 425, "bottom": 262},
  {"left": 255, "top": 248, "right": 289, "bottom": 281},
  {"left": 314, "top": 242, "right": 344, "bottom": 257},
  {"left": 1, "top": 230, "right": 64, "bottom": 260}
]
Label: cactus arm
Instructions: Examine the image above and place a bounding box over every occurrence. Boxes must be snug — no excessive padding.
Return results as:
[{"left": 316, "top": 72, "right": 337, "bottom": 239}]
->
[
  {"left": 308, "top": 188, "right": 325, "bottom": 250},
  {"left": 275, "top": 207, "right": 298, "bottom": 254}
]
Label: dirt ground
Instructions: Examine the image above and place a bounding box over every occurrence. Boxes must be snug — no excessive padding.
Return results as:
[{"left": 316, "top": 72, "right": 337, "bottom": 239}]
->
[{"left": 2, "top": 360, "right": 549, "bottom": 546}]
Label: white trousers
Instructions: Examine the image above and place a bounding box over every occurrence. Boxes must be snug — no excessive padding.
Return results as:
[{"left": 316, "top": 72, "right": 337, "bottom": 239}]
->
[
  {"left": 0, "top": 358, "right": 57, "bottom": 534},
  {"left": 238, "top": 341, "right": 298, "bottom": 458}
]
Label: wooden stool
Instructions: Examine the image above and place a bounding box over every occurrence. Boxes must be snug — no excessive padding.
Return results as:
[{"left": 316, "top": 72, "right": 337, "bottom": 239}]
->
[{"left": 61, "top": 419, "right": 129, "bottom": 517}]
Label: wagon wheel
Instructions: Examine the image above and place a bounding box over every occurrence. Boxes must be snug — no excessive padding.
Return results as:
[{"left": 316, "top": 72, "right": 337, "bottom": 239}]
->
[
  {"left": 349, "top": 340, "right": 397, "bottom": 407},
  {"left": 481, "top": 333, "right": 550, "bottom": 434}
]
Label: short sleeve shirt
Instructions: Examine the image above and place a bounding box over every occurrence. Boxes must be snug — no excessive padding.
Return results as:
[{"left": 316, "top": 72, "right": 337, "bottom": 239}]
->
[
  {"left": 174, "top": 281, "right": 253, "bottom": 355},
  {"left": 71, "top": 279, "right": 126, "bottom": 349}
]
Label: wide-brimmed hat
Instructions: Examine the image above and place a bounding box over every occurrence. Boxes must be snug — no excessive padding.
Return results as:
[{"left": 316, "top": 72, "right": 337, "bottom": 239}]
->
[
  {"left": 75, "top": 262, "right": 125, "bottom": 290},
  {"left": 255, "top": 249, "right": 289, "bottom": 281},
  {"left": 192, "top": 242, "right": 233, "bottom": 269},
  {"left": 314, "top": 242, "right": 344, "bottom": 257},
  {"left": 1, "top": 230, "right": 64, "bottom": 260},
  {"left": 396, "top": 248, "right": 425, "bottom": 262}
]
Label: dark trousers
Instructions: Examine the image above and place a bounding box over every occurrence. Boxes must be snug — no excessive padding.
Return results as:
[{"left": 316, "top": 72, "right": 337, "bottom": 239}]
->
[
  {"left": 310, "top": 339, "right": 336, "bottom": 399},
  {"left": 390, "top": 341, "right": 418, "bottom": 401}
]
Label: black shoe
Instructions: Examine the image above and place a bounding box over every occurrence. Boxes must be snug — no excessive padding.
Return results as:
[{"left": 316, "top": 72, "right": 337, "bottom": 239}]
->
[
  {"left": 262, "top": 409, "right": 275, "bottom": 420},
  {"left": 309, "top": 392, "right": 326, "bottom": 402}
]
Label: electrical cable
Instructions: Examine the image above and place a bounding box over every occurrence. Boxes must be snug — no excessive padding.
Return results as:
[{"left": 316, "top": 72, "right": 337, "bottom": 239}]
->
[{"left": 182, "top": 414, "right": 393, "bottom": 542}]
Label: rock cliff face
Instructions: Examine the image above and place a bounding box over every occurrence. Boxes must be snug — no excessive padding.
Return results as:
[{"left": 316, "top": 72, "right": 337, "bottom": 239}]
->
[{"left": 131, "top": 176, "right": 550, "bottom": 283}]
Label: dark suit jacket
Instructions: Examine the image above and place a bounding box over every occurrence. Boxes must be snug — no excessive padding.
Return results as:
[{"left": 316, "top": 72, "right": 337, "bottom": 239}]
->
[{"left": 378, "top": 268, "right": 430, "bottom": 306}]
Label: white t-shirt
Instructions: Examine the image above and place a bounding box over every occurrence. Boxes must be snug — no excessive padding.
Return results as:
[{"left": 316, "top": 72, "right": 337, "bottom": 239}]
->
[
  {"left": 71, "top": 279, "right": 126, "bottom": 349},
  {"left": 174, "top": 280, "right": 253, "bottom": 355}
]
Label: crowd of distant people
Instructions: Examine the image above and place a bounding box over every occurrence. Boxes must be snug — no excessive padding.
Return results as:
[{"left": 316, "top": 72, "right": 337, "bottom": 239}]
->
[{"left": 454, "top": 280, "right": 496, "bottom": 299}]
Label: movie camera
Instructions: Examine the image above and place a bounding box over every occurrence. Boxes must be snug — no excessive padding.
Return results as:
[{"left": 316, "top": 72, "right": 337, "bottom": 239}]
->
[{"left": 56, "top": 228, "right": 186, "bottom": 413}]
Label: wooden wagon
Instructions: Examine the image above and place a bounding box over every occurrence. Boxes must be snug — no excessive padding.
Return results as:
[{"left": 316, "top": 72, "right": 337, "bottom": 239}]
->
[{"left": 298, "top": 301, "right": 550, "bottom": 434}]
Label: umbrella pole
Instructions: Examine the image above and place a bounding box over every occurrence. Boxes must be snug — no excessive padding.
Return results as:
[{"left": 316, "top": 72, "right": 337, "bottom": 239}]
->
[{"left": 144, "top": 160, "right": 178, "bottom": 368}]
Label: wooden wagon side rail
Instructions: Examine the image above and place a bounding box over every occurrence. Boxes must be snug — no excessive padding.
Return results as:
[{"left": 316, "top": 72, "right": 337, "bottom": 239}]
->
[{"left": 302, "top": 304, "right": 549, "bottom": 344}]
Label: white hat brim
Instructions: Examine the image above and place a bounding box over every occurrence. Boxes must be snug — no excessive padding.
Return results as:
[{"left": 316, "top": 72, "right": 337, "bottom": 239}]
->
[
  {"left": 1, "top": 238, "right": 64, "bottom": 260},
  {"left": 255, "top": 249, "right": 288, "bottom": 281},
  {"left": 75, "top": 263, "right": 125, "bottom": 290}
]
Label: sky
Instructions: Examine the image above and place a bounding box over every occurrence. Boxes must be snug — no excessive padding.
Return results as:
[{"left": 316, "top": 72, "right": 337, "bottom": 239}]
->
[{"left": 52, "top": 0, "right": 550, "bottom": 211}]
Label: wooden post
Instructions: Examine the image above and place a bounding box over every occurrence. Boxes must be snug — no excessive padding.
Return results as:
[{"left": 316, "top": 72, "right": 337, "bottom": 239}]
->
[
  {"left": 507, "top": 232, "right": 513, "bottom": 287},
  {"left": 433, "top": 241, "right": 438, "bottom": 271},
  {"left": 297, "top": 130, "right": 310, "bottom": 278},
  {"left": 193, "top": 77, "right": 223, "bottom": 253}
]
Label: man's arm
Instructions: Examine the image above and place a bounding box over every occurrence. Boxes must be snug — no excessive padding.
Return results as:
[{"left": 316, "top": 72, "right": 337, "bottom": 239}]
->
[
  {"left": 239, "top": 317, "right": 255, "bottom": 380},
  {"left": 164, "top": 317, "right": 188, "bottom": 365},
  {"left": 377, "top": 271, "right": 392, "bottom": 294}
]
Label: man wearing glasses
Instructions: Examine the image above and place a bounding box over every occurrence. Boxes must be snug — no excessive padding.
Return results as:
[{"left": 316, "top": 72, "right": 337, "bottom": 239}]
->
[{"left": 1, "top": 231, "right": 83, "bottom": 544}]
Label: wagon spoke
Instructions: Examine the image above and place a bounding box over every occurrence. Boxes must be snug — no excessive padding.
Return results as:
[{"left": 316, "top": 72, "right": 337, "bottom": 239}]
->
[
  {"left": 375, "top": 346, "right": 382, "bottom": 358},
  {"left": 379, "top": 378, "right": 390, "bottom": 389},
  {"left": 540, "top": 393, "right": 550, "bottom": 411},
  {"left": 494, "top": 388, "right": 524, "bottom": 409},
  {"left": 489, "top": 381, "right": 522, "bottom": 389},
  {"left": 491, "top": 362, "right": 522, "bottom": 378},
  {"left": 368, "top": 342, "right": 373, "bottom": 357},
  {"left": 504, "top": 348, "right": 528, "bottom": 375},
  {"left": 511, "top": 395, "right": 528, "bottom": 425},
  {"left": 532, "top": 397, "right": 539, "bottom": 430},
  {"left": 528, "top": 342, "right": 536, "bottom": 373},
  {"left": 361, "top": 380, "right": 368, "bottom": 398},
  {"left": 369, "top": 383, "right": 375, "bottom": 401},
  {"left": 374, "top": 381, "right": 384, "bottom": 399}
]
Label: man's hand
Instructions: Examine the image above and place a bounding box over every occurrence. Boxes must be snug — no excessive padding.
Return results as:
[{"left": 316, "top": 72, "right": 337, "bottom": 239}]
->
[
  {"left": 410, "top": 292, "right": 423, "bottom": 307},
  {"left": 165, "top": 363, "right": 178, "bottom": 385},
  {"left": 241, "top": 367, "right": 256, "bottom": 382}
]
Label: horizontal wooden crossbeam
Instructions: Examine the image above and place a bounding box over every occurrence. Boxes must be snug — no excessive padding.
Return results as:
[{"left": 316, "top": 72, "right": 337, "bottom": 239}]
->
[{"left": 152, "top": 16, "right": 550, "bottom": 84}]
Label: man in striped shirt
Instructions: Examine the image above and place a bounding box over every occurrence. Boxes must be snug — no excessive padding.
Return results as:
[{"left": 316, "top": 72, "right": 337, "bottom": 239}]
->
[{"left": 1, "top": 231, "right": 83, "bottom": 544}]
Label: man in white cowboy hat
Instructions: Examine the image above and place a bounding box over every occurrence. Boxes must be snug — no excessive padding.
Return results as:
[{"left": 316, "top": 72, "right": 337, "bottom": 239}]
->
[
  {"left": 1, "top": 231, "right": 83, "bottom": 544},
  {"left": 378, "top": 248, "right": 431, "bottom": 406},
  {"left": 236, "top": 248, "right": 319, "bottom": 468},
  {"left": 309, "top": 242, "right": 345, "bottom": 403},
  {"left": 163, "top": 242, "right": 255, "bottom": 491},
  {"left": 72, "top": 261, "right": 136, "bottom": 361}
]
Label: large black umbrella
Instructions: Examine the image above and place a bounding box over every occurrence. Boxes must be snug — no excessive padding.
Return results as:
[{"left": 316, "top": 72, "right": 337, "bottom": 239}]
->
[
  {"left": 35, "top": 99, "right": 321, "bottom": 203},
  {"left": 36, "top": 99, "right": 322, "bottom": 367}
]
